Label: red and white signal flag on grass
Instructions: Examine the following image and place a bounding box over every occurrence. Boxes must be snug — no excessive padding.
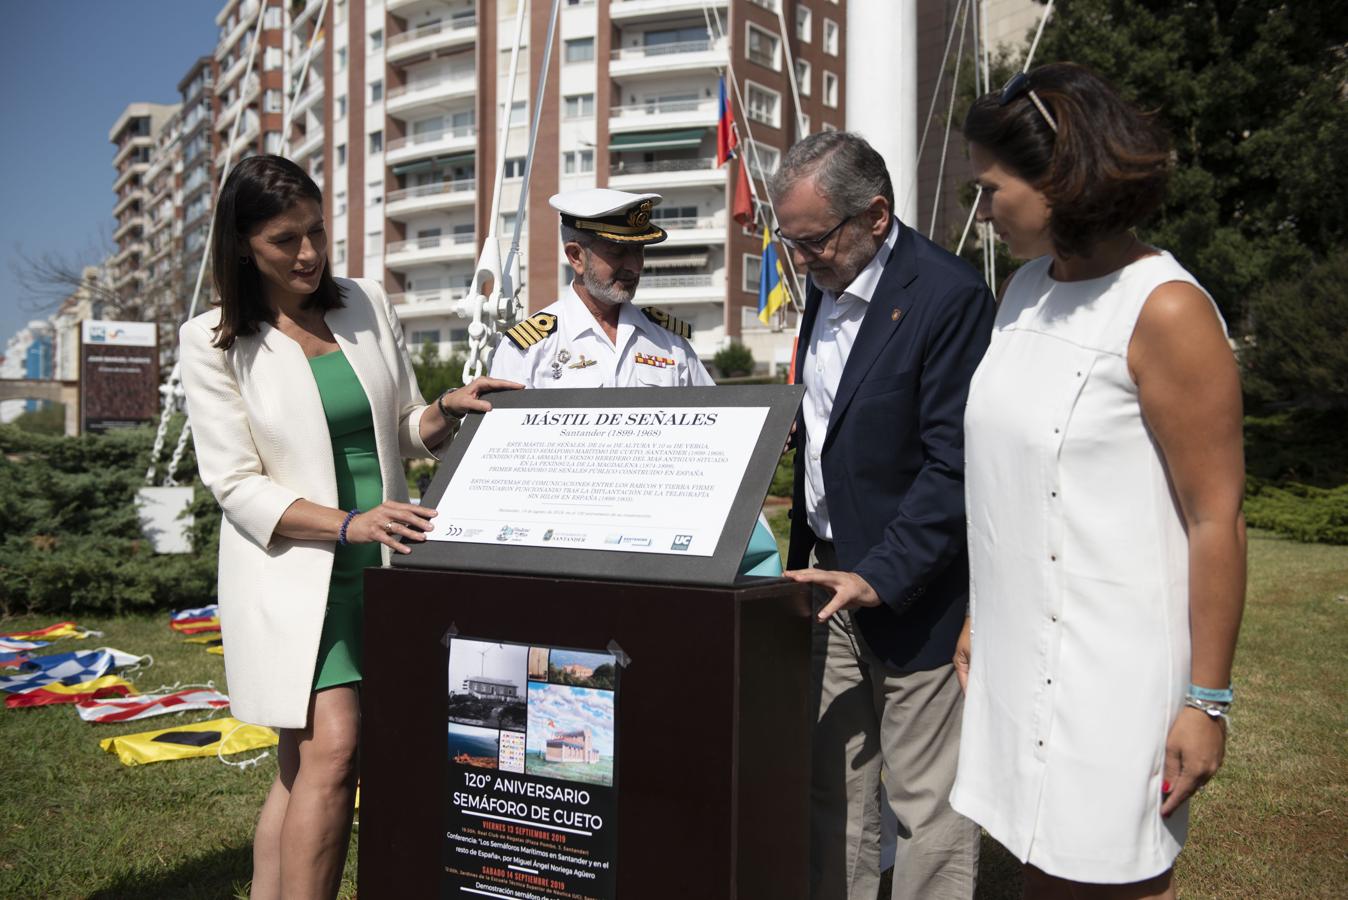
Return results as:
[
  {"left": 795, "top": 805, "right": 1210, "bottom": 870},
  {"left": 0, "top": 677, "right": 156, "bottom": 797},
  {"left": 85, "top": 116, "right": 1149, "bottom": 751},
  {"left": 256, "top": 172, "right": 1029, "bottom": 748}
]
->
[{"left": 76, "top": 687, "right": 231, "bottom": 724}]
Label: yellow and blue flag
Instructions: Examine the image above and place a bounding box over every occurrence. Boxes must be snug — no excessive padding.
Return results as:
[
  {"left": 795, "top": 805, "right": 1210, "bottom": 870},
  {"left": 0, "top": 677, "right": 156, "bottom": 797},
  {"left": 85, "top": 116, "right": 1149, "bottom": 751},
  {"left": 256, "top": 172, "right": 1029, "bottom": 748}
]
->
[{"left": 758, "top": 228, "right": 786, "bottom": 325}]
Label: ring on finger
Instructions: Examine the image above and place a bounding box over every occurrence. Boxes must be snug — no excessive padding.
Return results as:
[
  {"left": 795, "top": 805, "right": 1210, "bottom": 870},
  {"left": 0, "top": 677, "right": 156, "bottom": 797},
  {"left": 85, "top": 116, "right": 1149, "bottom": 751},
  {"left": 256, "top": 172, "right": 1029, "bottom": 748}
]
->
[{"left": 384, "top": 520, "right": 397, "bottom": 533}]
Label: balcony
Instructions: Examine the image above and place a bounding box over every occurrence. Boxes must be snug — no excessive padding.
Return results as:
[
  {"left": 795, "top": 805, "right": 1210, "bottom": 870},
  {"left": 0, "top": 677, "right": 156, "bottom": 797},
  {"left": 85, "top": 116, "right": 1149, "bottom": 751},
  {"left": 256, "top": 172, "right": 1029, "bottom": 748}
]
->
[
  {"left": 290, "top": 124, "right": 325, "bottom": 163},
  {"left": 609, "top": 156, "right": 721, "bottom": 190},
  {"left": 216, "top": 49, "right": 248, "bottom": 93},
  {"left": 386, "top": 0, "right": 457, "bottom": 15},
  {"left": 386, "top": 179, "right": 476, "bottom": 218},
  {"left": 610, "top": 38, "right": 727, "bottom": 79},
  {"left": 113, "top": 215, "right": 145, "bottom": 242},
  {"left": 609, "top": 97, "right": 717, "bottom": 134},
  {"left": 385, "top": 123, "right": 476, "bottom": 166},
  {"left": 291, "top": 0, "right": 325, "bottom": 29},
  {"left": 633, "top": 272, "right": 724, "bottom": 306},
  {"left": 215, "top": 1, "right": 260, "bottom": 59},
  {"left": 386, "top": 18, "right": 477, "bottom": 64},
  {"left": 652, "top": 215, "right": 724, "bottom": 246},
  {"left": 216, "top": 75, "right": 260, "bottom": 132},
  {"left": 292, "top": 81, "right": 324, "bottom": 119},
  {"left": 386, "top": 71, "right": 477, "bottom": 118},
  {"left": 113, "top": 134, "right": 153, "bottom": 167},
  {"left": 610, "top": 0, "right": 725, "bottom": 22},
  {"left": 113, "top": 191, "right": 140, "bottom": 216},
  {"left": 385, "top": 233, "right": 478, "bottom": 268},
  {"left": 113, "top": 162, "right": 150, "bottom": 192},
  {"left": 387, "top": 288, "right": 466, "bottom": 319}
]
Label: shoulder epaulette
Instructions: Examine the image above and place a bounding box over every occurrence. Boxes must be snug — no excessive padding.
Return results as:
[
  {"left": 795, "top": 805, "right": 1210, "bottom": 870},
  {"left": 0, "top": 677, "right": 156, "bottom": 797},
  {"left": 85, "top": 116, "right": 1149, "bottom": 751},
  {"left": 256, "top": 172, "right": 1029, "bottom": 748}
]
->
[
  {"left": 641, "top": 306, "right": 693, "bottom": 340},
  {"left": 504, "top": 312, "right": 559, "bottom": 351}
]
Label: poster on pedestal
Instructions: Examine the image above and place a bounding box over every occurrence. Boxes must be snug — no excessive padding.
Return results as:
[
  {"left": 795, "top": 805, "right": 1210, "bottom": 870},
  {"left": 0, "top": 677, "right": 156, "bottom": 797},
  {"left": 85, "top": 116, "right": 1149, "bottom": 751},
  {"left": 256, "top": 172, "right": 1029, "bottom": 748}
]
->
[{"left": 444, "top": 636, "right": 618, "bottom": 900}]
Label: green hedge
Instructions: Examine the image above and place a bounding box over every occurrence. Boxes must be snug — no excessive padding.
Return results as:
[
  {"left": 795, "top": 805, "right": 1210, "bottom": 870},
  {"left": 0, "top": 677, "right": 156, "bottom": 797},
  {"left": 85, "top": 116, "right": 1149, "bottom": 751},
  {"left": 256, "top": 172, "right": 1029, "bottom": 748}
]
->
[
  {"left": 0, "top": 421, "right": 219, "bottom": 617},
  {"left": 1244, "top": 479, "right": 1348, "bottom": 546}
]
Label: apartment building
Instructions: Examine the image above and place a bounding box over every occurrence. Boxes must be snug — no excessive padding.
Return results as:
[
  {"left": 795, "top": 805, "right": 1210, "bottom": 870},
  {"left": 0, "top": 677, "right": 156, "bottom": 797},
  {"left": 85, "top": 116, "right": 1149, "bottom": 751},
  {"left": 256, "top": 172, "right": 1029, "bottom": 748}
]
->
[
  {"left": 109, "top": 103, "right": 179, "bottom": 312},
  {"left": 179, "top": 56, "right": 222, "bottom": 304},
  {"left": 213, "top": 0, "right": 287, "bottom": 170},
  {"left": 261, "top": 0, "right": 841, "bottom": 367}
]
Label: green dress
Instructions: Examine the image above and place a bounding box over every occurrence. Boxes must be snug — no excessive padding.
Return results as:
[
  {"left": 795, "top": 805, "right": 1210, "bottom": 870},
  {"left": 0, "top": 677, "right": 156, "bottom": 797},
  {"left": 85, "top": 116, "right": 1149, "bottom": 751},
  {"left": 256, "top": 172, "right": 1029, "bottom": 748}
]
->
[{"left": 309, "top": 350, "right": 384, "bottom": 690}]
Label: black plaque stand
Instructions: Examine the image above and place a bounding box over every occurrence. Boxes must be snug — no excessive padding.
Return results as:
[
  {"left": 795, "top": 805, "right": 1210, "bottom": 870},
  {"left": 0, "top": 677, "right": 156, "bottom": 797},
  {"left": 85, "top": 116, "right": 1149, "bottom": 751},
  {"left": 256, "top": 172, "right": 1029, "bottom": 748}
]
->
[{"left": 360, "top": 566, "right": 813, "bottom": 899}]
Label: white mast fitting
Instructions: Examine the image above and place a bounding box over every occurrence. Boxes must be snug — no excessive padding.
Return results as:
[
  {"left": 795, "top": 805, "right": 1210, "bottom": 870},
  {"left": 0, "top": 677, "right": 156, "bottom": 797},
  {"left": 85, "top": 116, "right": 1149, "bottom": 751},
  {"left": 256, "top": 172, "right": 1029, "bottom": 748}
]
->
[{"left": 847, "top": 0, "right": 918, "bottom": 226}]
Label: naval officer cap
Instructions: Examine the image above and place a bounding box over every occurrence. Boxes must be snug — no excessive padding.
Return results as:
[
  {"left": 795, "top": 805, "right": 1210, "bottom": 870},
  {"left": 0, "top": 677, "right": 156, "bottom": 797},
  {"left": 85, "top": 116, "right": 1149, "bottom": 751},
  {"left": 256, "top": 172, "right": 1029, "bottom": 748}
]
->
[{"left": 550, "top": 188, "right": 668, "bottom": 245}]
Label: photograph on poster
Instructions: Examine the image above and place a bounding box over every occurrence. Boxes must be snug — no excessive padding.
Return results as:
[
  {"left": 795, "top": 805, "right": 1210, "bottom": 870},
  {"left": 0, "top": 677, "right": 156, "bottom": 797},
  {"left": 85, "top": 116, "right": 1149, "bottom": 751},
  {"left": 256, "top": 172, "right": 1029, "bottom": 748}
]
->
[
  {"left": 546, "top": 649, "right": 617, "bottom": 690},
  {"left": 526, "top": 682, "right": 616, "bottom": 787},
  {"left": 446, "top": 639, "right": 528, "bottom": 730},
  {"left": 527, "top": 647, "right": 550, "bottom": 682},
  {"left": 446, "top": 722, "right": 500, "bottom": 770}
]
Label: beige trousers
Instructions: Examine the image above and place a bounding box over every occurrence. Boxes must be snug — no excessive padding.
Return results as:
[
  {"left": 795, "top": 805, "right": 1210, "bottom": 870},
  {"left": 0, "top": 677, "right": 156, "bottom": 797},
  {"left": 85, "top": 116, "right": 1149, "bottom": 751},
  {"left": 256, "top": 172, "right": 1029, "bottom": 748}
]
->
[{"left": 808, "top": 549, "right": 979, "bottom": 900}]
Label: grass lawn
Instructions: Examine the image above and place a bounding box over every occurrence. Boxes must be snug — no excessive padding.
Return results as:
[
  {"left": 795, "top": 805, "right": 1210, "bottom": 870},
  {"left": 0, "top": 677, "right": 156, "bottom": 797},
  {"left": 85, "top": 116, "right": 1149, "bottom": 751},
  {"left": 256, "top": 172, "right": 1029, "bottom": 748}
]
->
[{"left": 2, "top": 528, "right": 1343, "bottom": 898}]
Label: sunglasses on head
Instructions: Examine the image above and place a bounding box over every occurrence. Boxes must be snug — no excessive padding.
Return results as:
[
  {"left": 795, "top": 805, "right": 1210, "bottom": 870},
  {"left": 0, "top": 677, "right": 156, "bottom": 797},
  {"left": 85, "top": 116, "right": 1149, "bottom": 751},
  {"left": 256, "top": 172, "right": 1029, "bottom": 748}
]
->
[{"left": 999, "top": 71, "right": 1059, "bottom": 134}]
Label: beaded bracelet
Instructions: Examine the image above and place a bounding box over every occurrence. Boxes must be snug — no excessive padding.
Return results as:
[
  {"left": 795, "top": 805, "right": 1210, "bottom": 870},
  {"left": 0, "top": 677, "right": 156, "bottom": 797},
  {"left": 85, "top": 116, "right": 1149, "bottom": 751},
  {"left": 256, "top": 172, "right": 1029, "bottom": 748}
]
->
[{"left": 338, "top": 509, "right": 360, "bottom": 545}]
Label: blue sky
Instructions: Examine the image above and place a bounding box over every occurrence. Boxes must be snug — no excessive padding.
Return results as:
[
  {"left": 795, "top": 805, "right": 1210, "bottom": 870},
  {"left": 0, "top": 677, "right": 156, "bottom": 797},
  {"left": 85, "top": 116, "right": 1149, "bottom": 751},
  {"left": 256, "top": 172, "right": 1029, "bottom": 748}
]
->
[{"left": 0, "top": 0, "right": 223, "bottom": 349}]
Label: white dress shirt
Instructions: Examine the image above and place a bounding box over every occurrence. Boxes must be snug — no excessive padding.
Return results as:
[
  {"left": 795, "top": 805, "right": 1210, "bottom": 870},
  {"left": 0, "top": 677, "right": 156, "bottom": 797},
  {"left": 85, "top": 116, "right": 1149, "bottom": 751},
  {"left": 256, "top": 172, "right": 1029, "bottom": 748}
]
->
[
  {"left": 489, "top": 284, "right": 714, "bottom": 387},
  {"left": 802, "top": 221, "right": 899, "bottom": 540}
]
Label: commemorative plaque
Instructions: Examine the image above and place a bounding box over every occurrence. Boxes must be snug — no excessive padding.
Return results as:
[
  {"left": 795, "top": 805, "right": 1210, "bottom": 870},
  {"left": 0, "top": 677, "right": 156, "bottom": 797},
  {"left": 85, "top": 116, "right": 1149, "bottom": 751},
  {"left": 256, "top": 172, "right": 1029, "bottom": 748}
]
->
[{"left": 398, "top": 385, "right": 805, "bottom": 586}]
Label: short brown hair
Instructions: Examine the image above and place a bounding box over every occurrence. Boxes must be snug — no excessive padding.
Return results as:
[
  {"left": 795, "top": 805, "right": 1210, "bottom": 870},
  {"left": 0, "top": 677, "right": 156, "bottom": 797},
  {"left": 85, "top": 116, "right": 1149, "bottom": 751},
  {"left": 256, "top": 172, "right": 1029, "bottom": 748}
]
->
[
  {"left": 963, "top": 63, "right": 1171, "bottom": 258},
  {"left": 210, "top": 155, "right": 342, "bottom": 349}
]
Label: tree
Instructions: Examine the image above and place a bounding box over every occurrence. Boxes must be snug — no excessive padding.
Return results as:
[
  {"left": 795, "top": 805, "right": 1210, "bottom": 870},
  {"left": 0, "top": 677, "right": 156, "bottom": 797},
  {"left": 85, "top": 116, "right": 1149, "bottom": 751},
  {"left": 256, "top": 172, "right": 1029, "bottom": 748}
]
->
[
  {"left": 412, "top": 340, "right": 467, "bottom": 400},
  {"left": 1024, "top": 0, "right": 1348, "bottom": 334}
]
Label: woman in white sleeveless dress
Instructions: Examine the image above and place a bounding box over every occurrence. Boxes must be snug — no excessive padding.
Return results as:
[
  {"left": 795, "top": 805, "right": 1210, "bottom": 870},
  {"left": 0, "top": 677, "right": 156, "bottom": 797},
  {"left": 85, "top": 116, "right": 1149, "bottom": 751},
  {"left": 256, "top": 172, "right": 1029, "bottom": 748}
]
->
[{"left": 949, "top": 64, "right": 1247, "bottom": 898}]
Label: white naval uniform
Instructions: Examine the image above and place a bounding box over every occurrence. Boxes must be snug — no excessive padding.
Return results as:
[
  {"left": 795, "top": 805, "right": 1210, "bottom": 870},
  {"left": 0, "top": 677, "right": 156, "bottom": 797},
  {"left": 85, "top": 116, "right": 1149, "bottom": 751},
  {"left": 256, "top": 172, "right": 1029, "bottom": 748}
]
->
[{"left": 489, "top": 284, "right": 715, "bottom": 387}]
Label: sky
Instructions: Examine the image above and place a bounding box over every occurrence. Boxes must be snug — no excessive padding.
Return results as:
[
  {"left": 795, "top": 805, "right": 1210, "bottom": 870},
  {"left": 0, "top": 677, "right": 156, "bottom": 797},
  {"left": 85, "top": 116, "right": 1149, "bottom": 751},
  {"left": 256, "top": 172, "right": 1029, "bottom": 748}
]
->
[{"left": 0, "top": 0, "right": 223, "bottom": 350}]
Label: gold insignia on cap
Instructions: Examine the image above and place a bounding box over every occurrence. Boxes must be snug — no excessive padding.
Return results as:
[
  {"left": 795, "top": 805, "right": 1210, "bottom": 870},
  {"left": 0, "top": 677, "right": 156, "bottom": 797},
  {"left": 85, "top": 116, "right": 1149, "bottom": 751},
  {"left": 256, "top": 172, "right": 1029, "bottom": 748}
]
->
[
  {"left": 504, "top": 312, "right": 559, "bottom": 350},
  {"left": 641, "top": 306, "right": 693, "bottom": 340},
  {"left": 628, "top": 200, "right": 652, "bottom": 229}
]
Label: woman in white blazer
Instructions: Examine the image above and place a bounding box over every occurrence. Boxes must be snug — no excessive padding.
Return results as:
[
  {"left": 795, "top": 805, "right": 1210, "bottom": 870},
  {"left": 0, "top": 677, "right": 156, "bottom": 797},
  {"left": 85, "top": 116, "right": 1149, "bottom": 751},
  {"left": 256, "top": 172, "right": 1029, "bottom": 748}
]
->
[{"left": 181, "top": 156, "right": 517, "bottom": 900}]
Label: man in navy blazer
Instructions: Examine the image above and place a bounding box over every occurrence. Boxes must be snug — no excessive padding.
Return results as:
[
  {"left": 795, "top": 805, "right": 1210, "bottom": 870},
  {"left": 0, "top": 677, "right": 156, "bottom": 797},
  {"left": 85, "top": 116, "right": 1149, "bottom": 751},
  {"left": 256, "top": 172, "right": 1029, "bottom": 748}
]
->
[{"left": 773, "top": 132, "right": 994, "bottom": 900}]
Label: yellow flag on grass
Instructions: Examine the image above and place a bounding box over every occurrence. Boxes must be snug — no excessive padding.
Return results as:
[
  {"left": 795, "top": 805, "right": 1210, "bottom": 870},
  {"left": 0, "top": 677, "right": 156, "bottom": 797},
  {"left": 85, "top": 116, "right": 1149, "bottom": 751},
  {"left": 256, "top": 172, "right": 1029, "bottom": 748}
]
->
[{"left": 99, "top": 717, "right": 277, "bottom": 766}]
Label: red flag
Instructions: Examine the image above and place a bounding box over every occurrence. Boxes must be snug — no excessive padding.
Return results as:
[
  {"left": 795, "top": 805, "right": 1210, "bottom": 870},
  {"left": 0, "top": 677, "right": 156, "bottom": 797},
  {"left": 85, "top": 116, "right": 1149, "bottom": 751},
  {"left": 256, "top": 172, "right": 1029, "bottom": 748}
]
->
[
  {"left": 732, "top": 157, "right": 754, "bottom": 228},
  {"left": 716, "top": 78, "right": 738, "bottom": 166}
]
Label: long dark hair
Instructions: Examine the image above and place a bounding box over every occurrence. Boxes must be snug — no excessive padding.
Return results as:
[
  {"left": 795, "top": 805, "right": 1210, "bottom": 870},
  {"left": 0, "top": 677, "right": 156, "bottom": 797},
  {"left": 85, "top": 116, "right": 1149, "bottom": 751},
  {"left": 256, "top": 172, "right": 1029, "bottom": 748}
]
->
[
  {"left": 210, "top": 155, "right": 342, "bottom": 349},
  {"left": 963, "top": 63, "right": 1171, "bottom": 258}
]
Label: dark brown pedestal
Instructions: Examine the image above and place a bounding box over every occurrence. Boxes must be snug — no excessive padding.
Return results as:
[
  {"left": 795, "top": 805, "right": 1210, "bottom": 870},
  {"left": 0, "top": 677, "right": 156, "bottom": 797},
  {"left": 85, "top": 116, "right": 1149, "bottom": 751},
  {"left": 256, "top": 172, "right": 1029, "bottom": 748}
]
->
[{"left": 359, "top": 567, "right": 813, "bottom": 900}]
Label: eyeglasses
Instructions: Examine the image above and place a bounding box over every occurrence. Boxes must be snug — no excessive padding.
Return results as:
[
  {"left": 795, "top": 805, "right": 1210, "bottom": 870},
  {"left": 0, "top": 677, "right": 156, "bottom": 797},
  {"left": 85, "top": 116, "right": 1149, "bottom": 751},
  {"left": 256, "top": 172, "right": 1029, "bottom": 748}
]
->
[
  {"left": 999, "top": 71, "right": 1059, "bottom": 134},
  {"left": 774, "top": 214, "right": 853, "bottom": 255}
]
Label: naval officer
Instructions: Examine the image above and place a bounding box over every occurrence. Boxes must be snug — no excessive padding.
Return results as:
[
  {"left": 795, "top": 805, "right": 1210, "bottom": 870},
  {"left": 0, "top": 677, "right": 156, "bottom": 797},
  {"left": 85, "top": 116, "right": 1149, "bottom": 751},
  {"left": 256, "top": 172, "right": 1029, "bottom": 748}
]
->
[
  {"left": 491, "top": 188, "right": 780, "bottom": 576},
  {"left": 489, "top": 188, "right": 715, "bottom": 388}
]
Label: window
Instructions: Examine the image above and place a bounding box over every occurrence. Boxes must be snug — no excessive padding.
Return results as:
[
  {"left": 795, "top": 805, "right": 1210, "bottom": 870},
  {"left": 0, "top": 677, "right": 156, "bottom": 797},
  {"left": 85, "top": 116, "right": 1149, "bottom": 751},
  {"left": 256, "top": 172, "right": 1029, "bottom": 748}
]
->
[
  {"left": 369, "top": 130, "right": 383, "bottom": 154},
  {"left": 563, "top": 150, "right": 594, "bottom": 174},
  {"left": 336, "top": 143, "right": 347, "bottom": 166},
  {"left": 336, "top": 95, "right": 348, "bottom": 119},
  {"left": 411, "top": 329, "right": 441, "bottom": 345},
  {"left": 504, "top": 156, "right": 526, "bottom": 178},
  {"left": 369, "top": 29, "right": 383, "bottom": 51},
  {"left": 743, "top": 254, "right": 762, "bottom": 293},
  {"left": 264, "top": 46, "right": 283, "bottom": 70},
  {"left": 337, "top": 47, "right": 348, "bottom": 71},
  {"left": 745, "top": 82, "right": 781, "bottom": 128},
  {"left": 335, "top": 191, "right": 347, "bottom": 216},
  {"left": 643, "top": 25, "right": 709, "bottom": 50},
  {"left": 366, "top": 230, "right": 382, "bottom": 255},
  {"left": 264, "top": 5, "right": 282, "bottom": 28},
  {"left": 564, "top": 38, "right": 594, "bottom": 63},
  {"left": 745, "top": 23, "right": 779, "bottom": 70},
  {"left": 821, "top": 121, "right": 838, "bottom": 132},
  {"left": 823, "top": 71, "right": 839, "bottom": 108},
  {"left": 334, "top": 240, "right": 347, "bottom": 264},
  {"left": 509, "top": 100, "right": 527, "bottom": 126},
  {"left": 823, "top": 19, "right": 839, "bottom": 56},
  {"left": 264, "top": 89, "right": 282, "bottom": 112},
  {"left": 370, "top": 80, "right": 383, "bottom": 103},
  {"left": 368, "top": 180, "right": 383, "bottom": 205},
  {"left": 501, "top": 212, "right": 518, "bottom": 235},
  {"left": 795, "top": 58, "right": 812, "bottom": 96},
  {"left": 264, "top": 131, "right": 282, "bottom": 153},
  {"left": 796, "top": 6, "right": 813, "bottom": 42},
  {"left": 798, "top": 113, "right": 811, "bottom": 135},
  {"left": 744, "top": 139, "right": 780, "bottom": 178},
  {"left": 564, "top": 93, "right": 595, "bottom": 119}
]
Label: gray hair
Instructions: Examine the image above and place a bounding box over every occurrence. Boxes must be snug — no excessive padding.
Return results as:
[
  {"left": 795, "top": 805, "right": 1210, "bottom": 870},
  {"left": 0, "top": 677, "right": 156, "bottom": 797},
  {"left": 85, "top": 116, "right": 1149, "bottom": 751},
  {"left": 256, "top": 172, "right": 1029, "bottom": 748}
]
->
[
  {"left": 560, "top": 223, "right": 595, "bottom": 249},
  {"left": 768, "top": 131, "right": 894, "bottom": 219}
]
